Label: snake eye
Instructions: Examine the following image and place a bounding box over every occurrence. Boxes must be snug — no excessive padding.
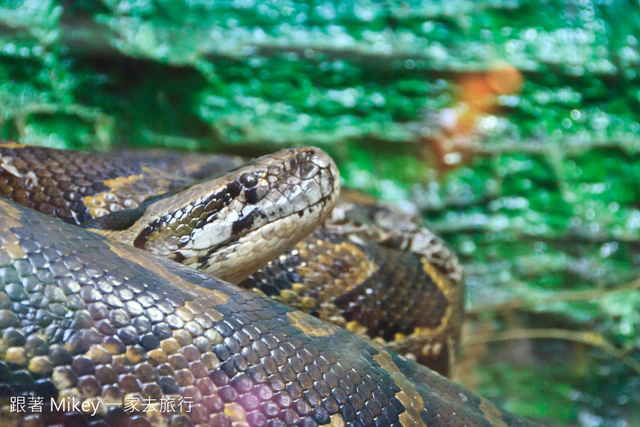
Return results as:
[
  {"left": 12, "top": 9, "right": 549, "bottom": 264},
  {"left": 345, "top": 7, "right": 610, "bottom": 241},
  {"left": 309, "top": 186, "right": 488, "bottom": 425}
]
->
[{"left": 240, "top": 173, "right": 258, "bottom": 188}]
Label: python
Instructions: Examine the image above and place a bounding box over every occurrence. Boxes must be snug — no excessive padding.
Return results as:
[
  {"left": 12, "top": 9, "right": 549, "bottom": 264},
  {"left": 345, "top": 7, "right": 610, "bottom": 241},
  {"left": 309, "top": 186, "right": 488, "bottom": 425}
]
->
[{"left": 0, "top": 143, "right": 533, "bottom": 426}]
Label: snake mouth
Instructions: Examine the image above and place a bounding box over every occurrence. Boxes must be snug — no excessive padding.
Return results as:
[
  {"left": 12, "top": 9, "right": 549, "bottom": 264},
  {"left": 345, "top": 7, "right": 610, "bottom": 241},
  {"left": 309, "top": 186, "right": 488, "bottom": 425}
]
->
[{"left": 91, "top": 147, "right": 340, "bottom": 284}]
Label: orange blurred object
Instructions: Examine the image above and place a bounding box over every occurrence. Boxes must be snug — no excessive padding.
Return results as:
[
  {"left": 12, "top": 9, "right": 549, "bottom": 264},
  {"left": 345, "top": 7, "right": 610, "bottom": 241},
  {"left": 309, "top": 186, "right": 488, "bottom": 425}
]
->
[
  {"left": 453, "top": 62, "right": 523, "bottom": 136},
  {"left": 426, "top": 62, "right": 523, "bottom": 170}
]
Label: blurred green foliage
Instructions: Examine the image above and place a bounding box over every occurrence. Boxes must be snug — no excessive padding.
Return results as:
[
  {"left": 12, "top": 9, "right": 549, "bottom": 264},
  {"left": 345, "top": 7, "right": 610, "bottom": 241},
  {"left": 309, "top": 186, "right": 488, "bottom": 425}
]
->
[{"left": 4, "top": 0, "right": 640, "bottom": 424}]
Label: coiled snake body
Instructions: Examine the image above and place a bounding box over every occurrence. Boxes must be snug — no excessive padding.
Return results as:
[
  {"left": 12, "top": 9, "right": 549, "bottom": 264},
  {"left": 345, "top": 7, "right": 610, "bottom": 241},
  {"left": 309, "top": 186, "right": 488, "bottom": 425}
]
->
[{"left": 0, "top": 143, "right": 532, "bottom": 426}]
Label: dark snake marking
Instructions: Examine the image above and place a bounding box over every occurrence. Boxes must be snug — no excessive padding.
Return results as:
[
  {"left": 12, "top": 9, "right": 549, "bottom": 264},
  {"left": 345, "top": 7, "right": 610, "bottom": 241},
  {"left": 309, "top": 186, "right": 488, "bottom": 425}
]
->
[{"left": 133, "top": 187, "right": 235, "bottom": 251}]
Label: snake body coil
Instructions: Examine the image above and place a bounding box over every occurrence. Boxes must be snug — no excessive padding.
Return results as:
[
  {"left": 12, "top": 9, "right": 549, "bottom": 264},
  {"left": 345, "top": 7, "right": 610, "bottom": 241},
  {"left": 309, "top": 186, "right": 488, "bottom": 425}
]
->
[{"left": 0, "top": 143, "right": 533, "bottom": 426}]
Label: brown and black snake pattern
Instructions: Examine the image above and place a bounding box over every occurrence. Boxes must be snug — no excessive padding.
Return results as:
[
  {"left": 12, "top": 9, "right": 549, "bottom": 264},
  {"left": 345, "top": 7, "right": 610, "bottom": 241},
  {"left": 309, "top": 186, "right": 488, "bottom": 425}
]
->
[
  {"left": 0, "top": 198, "right": 531, "bottom": 426},
  {"left": 240, "top": 211, "right": 463, "bottom": 377},
  {"left": 0, "top": 143, "right": 197, "bottom": 224},
  {"left": 0, "top": 144, "right": 462, "bottom": 377},
  {"left": 0, "top": 143, "right": 534, "bottom": 425}
]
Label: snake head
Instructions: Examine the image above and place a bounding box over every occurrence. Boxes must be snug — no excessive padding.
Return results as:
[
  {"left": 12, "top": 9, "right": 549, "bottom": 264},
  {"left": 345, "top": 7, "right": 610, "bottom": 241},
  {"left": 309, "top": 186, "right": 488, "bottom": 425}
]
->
[{"left": 87, "top": 147, "right": 340, "bottom": 284}]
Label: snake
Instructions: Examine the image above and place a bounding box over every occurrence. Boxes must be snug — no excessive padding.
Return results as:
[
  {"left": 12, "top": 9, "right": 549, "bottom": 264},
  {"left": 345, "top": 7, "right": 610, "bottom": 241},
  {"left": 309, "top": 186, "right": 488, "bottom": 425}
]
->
[{"left": 0, "top": 142, "right": 533, "bottom": 426}]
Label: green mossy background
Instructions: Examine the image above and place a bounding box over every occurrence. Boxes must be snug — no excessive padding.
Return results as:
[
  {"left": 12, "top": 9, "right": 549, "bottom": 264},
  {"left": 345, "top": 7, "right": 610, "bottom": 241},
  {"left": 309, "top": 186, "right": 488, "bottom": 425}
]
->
[{"left": 4, "top": 0, "right": 640, "bottom": 424}]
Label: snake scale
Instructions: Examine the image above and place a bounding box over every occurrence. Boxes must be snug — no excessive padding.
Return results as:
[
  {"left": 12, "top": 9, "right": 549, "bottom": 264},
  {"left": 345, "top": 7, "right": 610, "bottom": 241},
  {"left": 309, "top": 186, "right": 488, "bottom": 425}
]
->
[{"left": 0, "top": 142, "right": 533, "bottom": 426}]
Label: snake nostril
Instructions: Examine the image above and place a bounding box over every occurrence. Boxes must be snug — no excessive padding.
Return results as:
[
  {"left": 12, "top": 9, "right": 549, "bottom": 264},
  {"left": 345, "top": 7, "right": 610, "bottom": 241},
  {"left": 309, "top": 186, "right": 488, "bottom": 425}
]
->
[{"left": 298, "top": 149, "right": 315, "bottom": 162}]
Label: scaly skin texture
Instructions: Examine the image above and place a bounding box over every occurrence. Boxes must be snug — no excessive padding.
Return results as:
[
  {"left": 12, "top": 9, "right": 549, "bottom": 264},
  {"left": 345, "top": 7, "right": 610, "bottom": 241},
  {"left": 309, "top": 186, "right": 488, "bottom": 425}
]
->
[
  {"left": 87, "top": 147, "right": 341, "bottom": 285},
  {"left": 240, "top": 198, "right": 464, "bottom": 377},
  {"left": 0, "top": 143, "right": 463, "bottom": 377},
  {"left": 0, "top": 142, "right": 191, "bottom": 224},
  {"left": 0, "top": 198, "right": 533, "bottom": 426}
]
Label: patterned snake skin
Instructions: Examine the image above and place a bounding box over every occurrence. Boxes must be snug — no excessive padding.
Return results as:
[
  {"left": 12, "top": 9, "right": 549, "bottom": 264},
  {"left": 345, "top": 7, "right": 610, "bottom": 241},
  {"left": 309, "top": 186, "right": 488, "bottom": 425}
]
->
[
  {"left": 0, "top": 144, "right": 462, "bottom": 377},
  {"left": 0, "top": 143, "right": 534, "bottom": 426}
]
